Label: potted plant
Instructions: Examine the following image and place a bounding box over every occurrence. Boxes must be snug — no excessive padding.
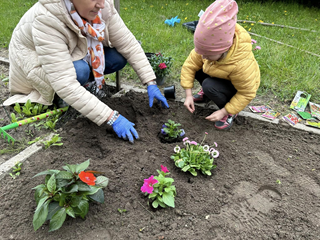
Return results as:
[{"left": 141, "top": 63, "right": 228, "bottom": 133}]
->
[
  {"left": 147, "top": 52, "right": 173, "bottom": 85},
  {"left": 158, "top": 119, "right": 185, "bottom": 143}
]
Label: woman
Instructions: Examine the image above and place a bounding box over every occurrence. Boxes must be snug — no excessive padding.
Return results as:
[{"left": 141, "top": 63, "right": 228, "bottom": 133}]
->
[{"left": 3, "top": 0, "right": 169, "bottom": 143}]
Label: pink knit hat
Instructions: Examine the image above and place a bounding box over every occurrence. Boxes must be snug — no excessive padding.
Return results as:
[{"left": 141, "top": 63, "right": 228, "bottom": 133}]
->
[{"left": 194, "top": 0, "right": 238, "bottom": 55}]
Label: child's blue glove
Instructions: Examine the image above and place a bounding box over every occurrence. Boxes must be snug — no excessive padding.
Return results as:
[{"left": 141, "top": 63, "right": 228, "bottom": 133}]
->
[
  {"left": 164, "top": 16, "right": 181, "bottom": 27},
  {"left": 147, "top": 85, "right": 169, "bottom": 108},
  {"left": 112, "top": 115, "right": 139, "bottom": 143}
]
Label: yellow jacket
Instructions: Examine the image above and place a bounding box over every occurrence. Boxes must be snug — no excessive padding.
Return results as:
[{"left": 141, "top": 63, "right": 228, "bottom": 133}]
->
[{"left": 181, "top": 24, "right": 260, "bottom": 115}]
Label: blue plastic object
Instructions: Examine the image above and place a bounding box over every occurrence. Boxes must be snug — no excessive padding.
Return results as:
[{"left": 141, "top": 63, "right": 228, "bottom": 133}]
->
[
  {"left": 164, "top": 16, "right": 181, "bottom": 27},
  {"left": 147, "top": 85, "right": 169, "bottom": 108},
  {"left": 112, "top": 115, "right": 139, "bottom": 143}
]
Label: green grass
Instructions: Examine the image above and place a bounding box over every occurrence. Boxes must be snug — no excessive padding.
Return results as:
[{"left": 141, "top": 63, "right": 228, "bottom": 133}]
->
[{"left": 0, "top": 0, "right": 319, "bottom": 103}]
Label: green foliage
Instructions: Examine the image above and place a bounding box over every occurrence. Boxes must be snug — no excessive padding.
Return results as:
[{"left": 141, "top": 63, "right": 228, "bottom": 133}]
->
[
  {"left": 161, "top": 119, "right": 185, "bottom": 140},
  {"left": 9, "top": 161, "right": 22, "bottom": 179},
  {"left": 170, "top": 134, "right": 218, "bottom": 176},
  {"left": 148, "top": 169, "right": 176, "bottom": 209},
  {"left": 43, "top": 134, "right": 63, "bottom": 149},
  {"left": 44, "top": 114, "right": 60, "bottom": 131},
  {"left": 32, "top": 159, "right": 109, "bottom": 232},
  {"left": 147, "top": 52, "right": 173, "bottom": 78},
  {"left": 117, "top": 208, "right": 127, "bottom": 214}
]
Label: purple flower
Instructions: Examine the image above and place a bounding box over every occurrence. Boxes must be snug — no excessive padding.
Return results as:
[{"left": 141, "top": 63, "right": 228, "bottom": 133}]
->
[
  {"left": 162, "top": 124, "right": 167, "bottom": 128},
  {"left": 161, "top": 129, "right": 167, "bottom": 135},
  {"left": 180, "top": 129, "right": 185, "bottom": 137}
]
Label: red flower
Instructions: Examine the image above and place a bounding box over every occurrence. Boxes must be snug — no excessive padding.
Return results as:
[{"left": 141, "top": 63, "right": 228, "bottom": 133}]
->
[
  {"left": 158, "top": 63, "right": 167, "bottom": 70},
  {"left": 78, "top": 171, "right": 97, "bottom": 186}
]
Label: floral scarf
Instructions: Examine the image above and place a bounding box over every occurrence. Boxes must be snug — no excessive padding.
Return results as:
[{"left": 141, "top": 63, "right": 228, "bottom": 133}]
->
[{"left": 64, "top": 0, "right": 106, "bottom": 89}]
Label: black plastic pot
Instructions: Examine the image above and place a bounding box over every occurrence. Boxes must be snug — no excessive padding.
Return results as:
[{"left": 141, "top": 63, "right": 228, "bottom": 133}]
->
[
  {"left": 164, "top": 85, "right": 175, "bottom": 99},
  {"left": 182, "top": 20, "right": 199, "bottom": 33},
  {"left": 145, "top": 52, "right": 155, "bottom": 59},
  {"left": 158, "top": 132, "right": 183, "bottom": 144}
]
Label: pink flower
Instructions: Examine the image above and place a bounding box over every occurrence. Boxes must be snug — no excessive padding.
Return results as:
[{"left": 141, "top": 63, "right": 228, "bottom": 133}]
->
[
  {"left": 159, "top": 63, "right": 167, "bottom": 69},
  {"left": 214, "top": 142, "right": 218, "bottom": 147},
  {"left": 211, "top": 150, "right": 219, "bottom": 158},
  {"left": 251, "top": 39, "right": 257, "bottom": 44},
  {"left": 205, "top": 132, "right": 208, "bottom": 135},
  {"left": 161, "top": 165, "right": 169, "bottom": 173},
  {"left": 254, "top": 46, "right": 261, "bottom": 50},
  {"left": 183, "top": 137, "right": 189, "bottom": 142},
  {"left": 141, "top": 175, "right": 158, "bottom": 194},
  {"left": 190, "top": 141, "right": 198, "bottom": 145}
]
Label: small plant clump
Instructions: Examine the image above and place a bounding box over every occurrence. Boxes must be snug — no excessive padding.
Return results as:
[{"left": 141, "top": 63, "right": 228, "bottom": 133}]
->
[
  {"left": 43, "top": 134, "right": 63, "bottom": 149},
  {"left": 147, "top": 52, "right": 173, "bottom": 78},
  {"left": 171, "top": 132, "right": 218, "bottom": 176},
  {"left": 159, "top": 119, "right": 185, "bottom": 143},
  {"left": 32, "top": 159, "right": 109, "bottom": 232},
  {"left": 9, "top": 161, "right": 22, "bottom": 179},
  {"left": 141, "top": 165, "right": 176, "bottom": 208}
]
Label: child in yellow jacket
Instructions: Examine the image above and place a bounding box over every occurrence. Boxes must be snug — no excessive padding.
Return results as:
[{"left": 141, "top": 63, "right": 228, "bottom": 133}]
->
[{"left": 181, "top": 0, "right": 260, "bottom": 130}]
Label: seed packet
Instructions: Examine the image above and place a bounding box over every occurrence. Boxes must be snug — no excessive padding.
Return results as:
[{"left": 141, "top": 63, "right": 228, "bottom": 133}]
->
[
  {"left": 309, "top": 102, "right": 320, "bottom": 120},
  {"left": 282, "top": 113, "right": 301, "bottom": 126},
  {"left": 296, "top": 111, "right": 316, "bottom": 120},
  {"left": 249, "top": 105, "right": 271, "bottom": 113},
  {"left": 305, "top": 120, "right": 320, "bottom": 129},
  {"left": 261, "top": 110, "right": 280, "bottom": 120},
  {"left": 290, "top": 91, "right": 311, "bottom": 112}
]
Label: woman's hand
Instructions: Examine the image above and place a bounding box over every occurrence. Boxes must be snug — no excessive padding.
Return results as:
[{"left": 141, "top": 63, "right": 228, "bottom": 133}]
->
[
  {"left": 205, "top": 108, "right": 228, "bottom": 122},
  {"left": 112, "top": 115, "right": 139, "bottom": 143},
  {"left": 147, "top": 85, "right": 169, "bottom": 108}
]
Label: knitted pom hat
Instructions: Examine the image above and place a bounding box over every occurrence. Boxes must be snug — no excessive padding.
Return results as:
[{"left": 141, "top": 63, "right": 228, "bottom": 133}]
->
[{"left": 194, "top": 0, "right": 238, "bottom": 55}]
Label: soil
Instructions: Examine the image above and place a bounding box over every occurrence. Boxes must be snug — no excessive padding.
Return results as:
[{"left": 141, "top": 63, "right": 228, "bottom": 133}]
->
[{"left": 1, "top": 54, "right": 320, "bottom": 240}]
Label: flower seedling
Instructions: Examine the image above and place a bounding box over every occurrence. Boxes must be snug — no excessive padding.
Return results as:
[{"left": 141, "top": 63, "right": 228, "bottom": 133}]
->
[
  {"left": 32, "top": 159, "right": 109, "bottom": 232},
  {"left": 118, "top": 208, "right": 127, "bottom": 214},
  {"left": 9, "top": 161, "right": 22, "bottom": 179},
  {"left": 141, "top": 165, "right": 176, "bottom": 208},
  {"left": 43, "top": 134, "right": 63, "bottom": 149},
  {"left": 159, "top": 119, "right": 185, "bottom": 143},
  {"left": 147, "top": 52, "right": 173, "bottom": 78},
  {"left": 171, "top": 133, "right": 218, "bottom": 176}
]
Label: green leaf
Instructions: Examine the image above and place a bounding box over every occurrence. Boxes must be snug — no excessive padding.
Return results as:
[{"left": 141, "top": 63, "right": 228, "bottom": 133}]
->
[
  {"left": 64, "top": 184, "right": 78, "bottom": 193},
  {"left": 66, "top": 206, "right": 76, "bottom": 218},
  {"left": 35, "top": 196, "right": 50, "bottom": 212},
  {"left": 204, "top": 170, "right": 212, "bottom": 176},
  {"left": 158, "top": 201, "right": 166, "bottom": 208},
  {"left": 70, "top": 195, "right": 82, "bottom": 207},
  {"left": 62, "top": 164, "right": 77, "bottom": 173},
  {"left": 49, "top": 207, "right": 67, "bottom": 232},
  {"left": 46, "top": 202, "right": 62, "bottom": 221},
  {"left": 82, "top": 186, "right": 100, "bottom": 196},
  {"left": 56, "top": 179, "right": 73, "bottom": 188},
  {"left": 77, "top": 181, "right": 92, "bottom": 191},
  {"left": 78, "top": 200, "right": 89, "bottom": 219},
  {"left": 33, "top": 199, "right": 51, "bottom": 231},
  {"left": 152, "top": 200, "right": 159, "bottom": 208},
  {"left": 189, "top": 168, "right": 197, "bottom": 176},
  {"left": 163, "top": 192, "right": 175, "bottom": 208},
  {"left": 95, "top": 176, "right": 109, "bottom": 188},
  {"left": 75, "top": 159, "right": 90, "bottom": 173},
  {"left": 32, "top": 170, "right": 59, "bottom": 178},
  {"left": 47, "top": 174, "right": 56, "bottom": 193},
  {"left": 59, "top": 193, "right": 67, "bottom": 207},
  {"left": 182, "top": 165, "right": 190, "bottom": 172},
  {"left": 88, "top": 188, "right": 104, "bottom": 203},
  {"left": 56, "top": 171, "right": 74, "bottom": 179},
  {"left": 34, "top": 184, "right": 46, "bottom": 204}
]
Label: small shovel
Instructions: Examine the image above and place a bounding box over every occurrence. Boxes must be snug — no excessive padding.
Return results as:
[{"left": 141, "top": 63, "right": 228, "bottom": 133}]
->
[{"left": 0, "top": 106, "right": 69, "bottom": 144}]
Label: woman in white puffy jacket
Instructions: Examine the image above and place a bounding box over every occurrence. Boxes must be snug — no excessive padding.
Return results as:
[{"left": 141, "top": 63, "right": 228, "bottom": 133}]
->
[{"left": 4, "top": 0, "right": 169, "bottom": 143}]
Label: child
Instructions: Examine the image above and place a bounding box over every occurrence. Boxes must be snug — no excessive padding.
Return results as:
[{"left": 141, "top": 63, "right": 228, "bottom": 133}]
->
[{"left": 181, "top": 0, "right": 260, "bottom": 130}]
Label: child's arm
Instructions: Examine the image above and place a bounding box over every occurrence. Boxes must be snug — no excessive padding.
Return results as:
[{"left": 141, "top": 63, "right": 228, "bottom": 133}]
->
[{"left": 180, "top": 49, "right": 203, "bottom": 89}]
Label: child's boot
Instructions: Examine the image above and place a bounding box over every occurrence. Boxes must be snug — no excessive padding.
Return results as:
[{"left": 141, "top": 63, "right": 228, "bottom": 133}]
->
[
  {"left": 193, "top": 88, "right": 206, "bottom": 102},
  {"left": 215, "top": 114, "right": 238, "bottom": 130}
]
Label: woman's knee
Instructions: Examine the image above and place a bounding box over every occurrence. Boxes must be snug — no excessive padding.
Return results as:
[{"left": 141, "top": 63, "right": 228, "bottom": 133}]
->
[
  {"left": 73, "top": 60, "right": 90, "bottom": 85},
  {"left": 104, "top": 47, "right": 127, "bottom": 74}
]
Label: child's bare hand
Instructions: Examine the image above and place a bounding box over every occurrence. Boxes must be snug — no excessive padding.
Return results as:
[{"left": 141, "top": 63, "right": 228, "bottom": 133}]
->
[
  {"left": 184, "top": 96, "right": 195, "bottom": 113},
  {"left": 205, "top": 109, "right": 227, "bottom": 122}
]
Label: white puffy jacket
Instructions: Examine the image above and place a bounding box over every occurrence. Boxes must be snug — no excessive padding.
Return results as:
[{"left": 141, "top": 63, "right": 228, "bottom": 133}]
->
[{"left": 4, "top": 0, "right": 156, "bottom": 126}]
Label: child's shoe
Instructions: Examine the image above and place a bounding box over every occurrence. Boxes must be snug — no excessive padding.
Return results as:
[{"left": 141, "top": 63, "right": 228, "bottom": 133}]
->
[
  {"left": 193, "top": 88, "right": 206, "bottom": 102},
  {"left": 215, "top": 114, "right": 238, "bottom": 130}
]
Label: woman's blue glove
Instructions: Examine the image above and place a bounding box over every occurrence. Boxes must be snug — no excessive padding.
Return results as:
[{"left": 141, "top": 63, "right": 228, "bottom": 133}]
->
[
  {"left": 147, "top": 85, "right": 169, "bottom": 108},
  {"left": 112, "top": 115, "right": 139, "bottom": 143}
]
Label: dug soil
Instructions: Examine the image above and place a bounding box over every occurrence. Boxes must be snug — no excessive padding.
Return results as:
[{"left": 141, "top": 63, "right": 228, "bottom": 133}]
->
[{"left": 1, "top": 87, "right": 320, "bottom": 239}]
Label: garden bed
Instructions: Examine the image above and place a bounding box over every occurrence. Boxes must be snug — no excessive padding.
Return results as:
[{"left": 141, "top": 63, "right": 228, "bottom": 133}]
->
[{"left": 1, "top": 90, "right": 320, "bottom": 239}]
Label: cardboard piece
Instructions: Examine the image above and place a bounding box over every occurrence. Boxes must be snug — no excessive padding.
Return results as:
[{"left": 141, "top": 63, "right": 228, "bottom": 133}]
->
[
  {"left": 309, "top": 102, "right": 320, "bottom": 120},
  {"left": 306, "top": 120, "right": 320, "bottom": 129},
  {"left": 261, "top": 110, "right": 280, "bottom": 120},
  {"left": 249, "top": 105, "right": 271, "bottom": 113},
  {"left": 282, "top": 113, "right": 301, "bottom": 126}
]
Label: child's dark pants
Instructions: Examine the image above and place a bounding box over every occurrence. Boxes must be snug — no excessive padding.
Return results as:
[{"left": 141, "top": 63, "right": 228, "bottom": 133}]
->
[{"left": 195, "top": 69, "right": 237, "bottom": 109}]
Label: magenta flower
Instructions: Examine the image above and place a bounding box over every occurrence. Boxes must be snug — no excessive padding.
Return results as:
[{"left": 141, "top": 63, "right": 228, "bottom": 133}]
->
[
  {"left": 254, "top": 46, "right": 261, "bottom": 50},
  {"left": 161, "top": 165, "right": 169, "bottom": 173},
  {"left": 159, "top": 63, "right": 167, "bottom": 70},
  {"left": 214, "top": 142, "right": 218, "bottom": 147},
  {"left": 251, "top": 39, "right": 257, "bottom": 44},
  {"left": 183, "top": 137, "right": 189, "bottom": 142},
  {"left": 141, "top": 175, "right": 158, "bottom": 194},
  {"left": 205, "top": 132, "right": 208, "bottom": 135}
]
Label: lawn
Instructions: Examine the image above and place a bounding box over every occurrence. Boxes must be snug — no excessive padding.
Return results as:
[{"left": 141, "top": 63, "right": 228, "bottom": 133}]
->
[{"left": 0, "top": 0, "right": 319, "bottom": 102}]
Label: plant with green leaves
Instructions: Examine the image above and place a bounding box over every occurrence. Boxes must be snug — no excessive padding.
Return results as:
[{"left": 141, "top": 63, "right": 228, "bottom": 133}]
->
[
  {"left": 13, "top": 100, "right": 49, "bottom": 118},
  {"left": 32, "top": 159, "right": 109, "bottom": 232},
  {"left": 148, "top": 52, "right": 173, "bottom": 78},
  {"left": 44, "top": 114, "right": 60, "bottom": 131},
  {"left": 43, "top": 134, "right": 63, "bottom": 149},
  {"left": 171, "top": 133, "right": 219, "bottom": 176},
  {"left": 141, "top": 165, "right": 176, "bottom": 208},
  {"left": 9, "top": 162, "right": 22, "bottom": 179},
  {"left": 160, "top": 119, "right": 185, "bottom": 140}
]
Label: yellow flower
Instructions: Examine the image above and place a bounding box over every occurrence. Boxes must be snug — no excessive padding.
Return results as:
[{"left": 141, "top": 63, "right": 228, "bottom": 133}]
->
[
  {"left": 244, "top": 26, "right": 247, "bottom": 28},
  {"left": 284, "top": 10, "right": 287, "bottom": 12},
  {"left": 292, "top": 34, "right": 294, "bottom": 36},
  {"left": 251, "top": 23, "right": 254, "bottom": 26},
  {"left": 182, "top": 10, "right": 184, "bottom": 12},
  {"left": 124, "top": 7, "right": 127, "bottom": 10},
  {"left": 272, "top": 22, "right": 274, "bottom": 24},
  {"left": 131, "top": 6, "right": 133, "bottom": 8},
  {"left": 161, "top": 6, "right": 163, "bottom": 9},
  {"left": 316, "top": 19, "right": 318, "bottom": 21},
  {"left": 244, "top": 21, "right": 246, "bottom": 23},
  {"left": 150, "top": 5, "right": 153, "bottom": 7},
  {"left": 258, "top": 20, "right": 264, "bottom": 23},
  {"left": 248, "top": 28, "right": 251, "bottom": 31},
  {"left": 185, "top": 17, "right": 188, "bottom": 20},
  {"left": 186, "top": 3, "right": 189, "bottom": 5}
]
